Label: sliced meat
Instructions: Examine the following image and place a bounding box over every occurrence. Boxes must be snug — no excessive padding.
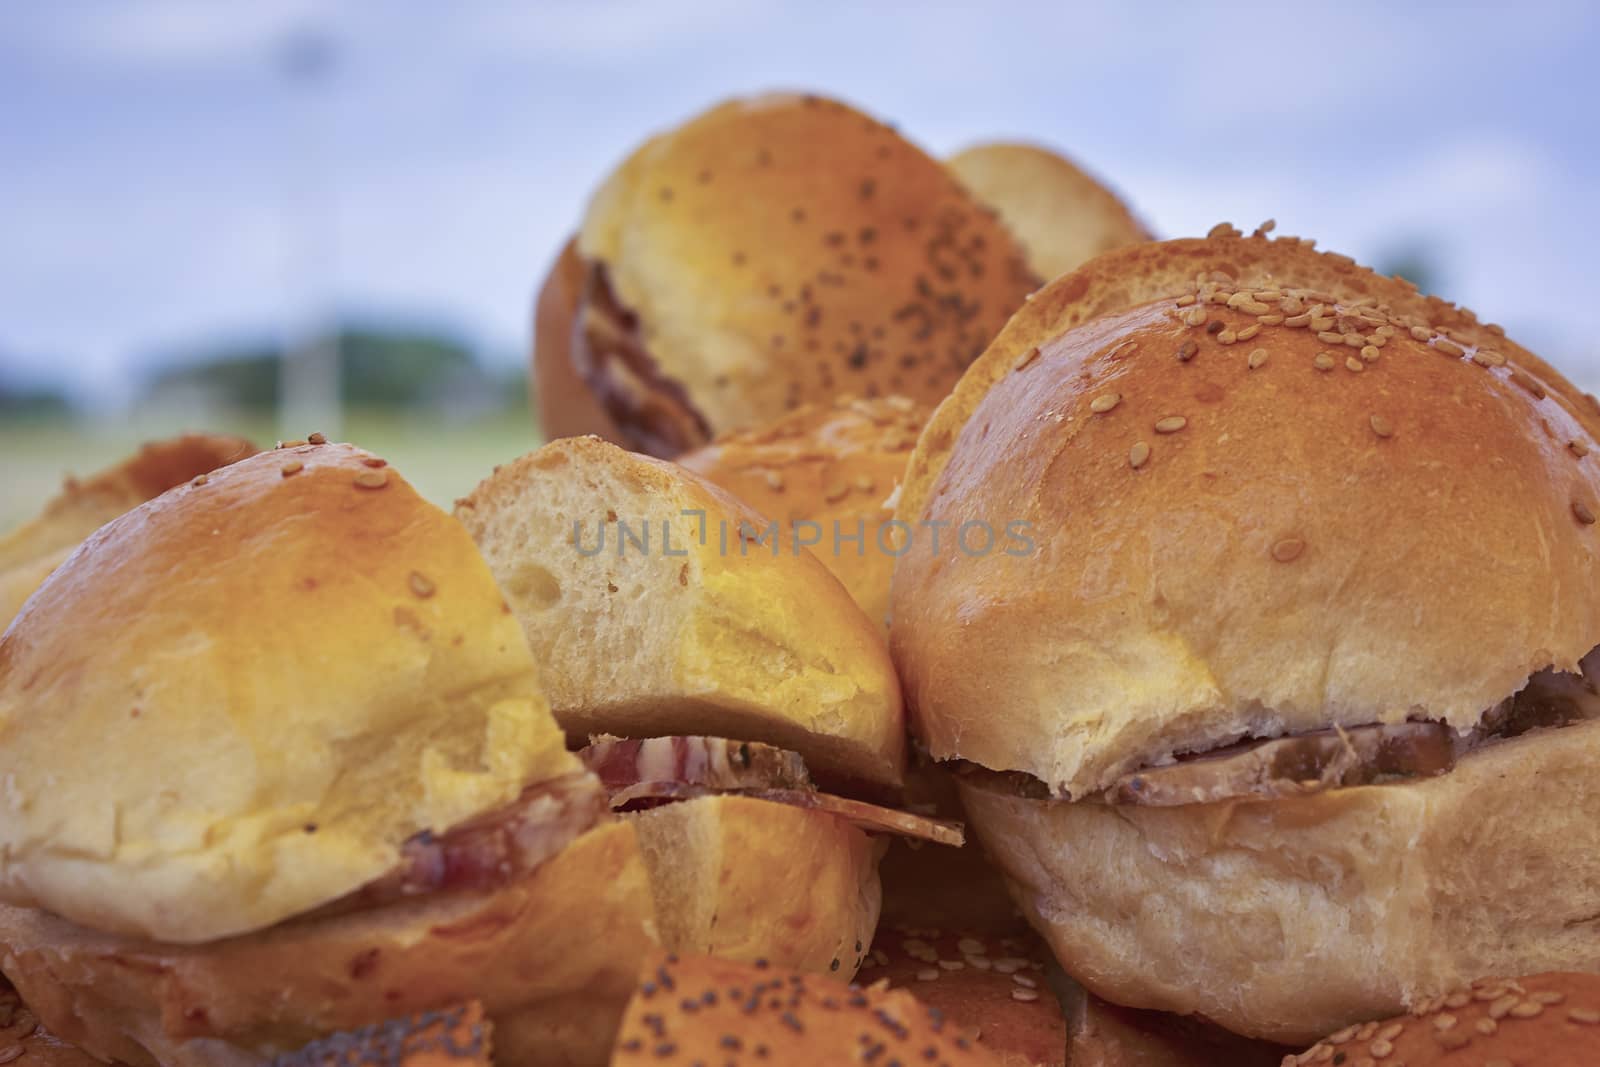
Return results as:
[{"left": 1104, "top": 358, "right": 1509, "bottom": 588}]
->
[
  {"left": 574, "top": 262, "right": 712, "bottom": 457},
  {"left": 579, "top": 735, "right": 812, "bottom": 793},
  {"left": 1474, "top": 651, "right": 1600, "bottom": 742},
  {"left": 349, "top": 772, "right": 607, "bottom": 905},
  {"left": 1104, "top": 722, "right": 1456, "bottom": 806},
  {"left": 611, "top": 779, "right": 965, "bottom": 847}
]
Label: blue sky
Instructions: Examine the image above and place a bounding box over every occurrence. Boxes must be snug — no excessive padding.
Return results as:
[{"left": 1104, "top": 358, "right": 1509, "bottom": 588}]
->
[{"left": 2, "top": 1, "right": 1597, "bottom": 406}]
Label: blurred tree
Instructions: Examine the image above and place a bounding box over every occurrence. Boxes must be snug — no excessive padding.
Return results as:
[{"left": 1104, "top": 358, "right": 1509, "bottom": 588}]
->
[
  {"left": 143, "top": 326, "right": 509, "bottom": 412},
  {"left": 0, "top": 381, "right": 71, "bottom": 419},
  {"left": 1374, "top": 243, "right": 1441, "bottom": 298}
]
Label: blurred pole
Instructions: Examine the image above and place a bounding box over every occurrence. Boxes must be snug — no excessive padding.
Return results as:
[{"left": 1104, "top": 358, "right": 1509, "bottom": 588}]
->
[{"left": 277, "top": 26, "right": 341, "bottom": 440}]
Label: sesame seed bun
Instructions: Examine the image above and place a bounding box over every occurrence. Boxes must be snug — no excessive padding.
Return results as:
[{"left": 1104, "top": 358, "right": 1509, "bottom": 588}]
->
[
  {"left": 0, "top": 441, "right": 578, "bottom": 943},
  {"left": 553, "top": 91, "right": 1038, "bottom": 457},
  {"left": 889, "top": 232, "right": 1600, "bottom": 1042},
  {"left": 1291, "top": 972, "right": 1600, "bottom": 1066},
  {"left": 608, "top": 952, "right": 1005, "bottom": 1066},
  {"left": 0, "top": 432, "right": 257, "bottom": 629},
  {"left": 945, "top": 142, "right": 1152, "bottom": 282},
  {"left": 273, "top": 1001, "right": 491, "bottom": 1067},
  {"left": 893, "top": 232, "right": 1600, "bottom": 795},
  {"left": 0, "top": 820, "right": 656, "bottom": 1067},
  {"left": 677, "top": 396, "right": 929, "bottom": 631},
  {"left": 456, "top": 435, "right": 905, "bottom": 792}
]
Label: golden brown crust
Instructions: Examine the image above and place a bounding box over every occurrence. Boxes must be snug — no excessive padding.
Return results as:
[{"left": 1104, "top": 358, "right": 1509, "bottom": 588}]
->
[
  {"left": 0, "top": 433, "right": 257, "bottom": 628},
  {"left": 946, "top": 142, "right": 1151, "bottom": 281},
  {"left": 532, "top": 238, "right": 628, "bottom": 444},
  {"left": 891, "top": 234, "right": 1600, "bottom": 795},
  {"left": 577, "top": 92, "right": 1038, "bottom": 452},
  {"left": 678, "top": 396, "right": 929, "bottom": 630},
  {"left": 958, "top": 720, "right": 1600, "bottom": 1044},
  {"left": 608, "top": 952, "right": 1006, "bottom": 1066},
  {"left": 1293, "top": 972, "right": 1600, "bottom": 1066},
  {"left": 457, "top": 435, "right": 906, "bottom": 792},
  {"left": 0, "top": 821, "right": 656, "bottom": 1067},
  {"left": 0, "top": 442, "right": 578, "bottom": 942}
]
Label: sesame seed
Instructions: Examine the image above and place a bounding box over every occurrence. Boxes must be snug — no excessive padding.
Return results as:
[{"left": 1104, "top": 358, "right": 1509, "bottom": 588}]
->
[
  {"left": 1361, "top": 345, "right": 1380, "bottom": 363},
  {"left": 409, "top": 572, "right": 435, "bottom": 599},
  {"left": 1176, "top": 294, "right": 1197, "bottom": 307},
  {"left": 1010, "top": 989, "right": 1039, "bottom": 1003},
  {"left": 1154, "top": 416, "right": 1187, "bottom": 434},
  {"left": 1285, "top": 313, "right": 1313, "bottom": 328},
  {"left": 1473, "top": 349, "right": 1507, "bottom": 367},
  {"left": 361, "top": 456, "right": 387, "bottom": 468},
  {"left": 1410, "top": 325, "right": 1434, "bottom": 341},
  {"left": 1488, "top": 995, "right": 1518, "bottom": 1019},
  {"left": 280, "top": 460, "right": 303, "bottom": 477},
  {"left": 1532, "top": 990, "right": 1566, "bottom": 1004},
  {"left": 1432, "top": 1013, "right": 1457, "bottom": 1031},
  {"left": 191, "top": 474, "right": 208, "bottom": 487},
  {"left": 1014, "top": 346, "right": 1041, "bottom": 371},
  {"left": 1128, "top": 442, "right": 1151, "bottom": 469},
  {"left": 1370, "top": 414, "right": 1394, "bottom": 438},
  {"left": 1569, "top": 1007, "right": 1600, "bottom": 1023},
  {"left": 1328, "top": 1026, "right": 1359, "bottom": 1044},
  {"left": 957, "top": 938, "right": 985, "bottom": 955},
  {"left": 1248, "top": 349, "right": 1269, "bottom": 370},
  {"left": 1272, "top": 538, "right": 1305, "bottom": 563},
  {"left": 764, "top": 470, "right": 785, "bottom": 491},
  {"left": 993, "top": 958, "right": 1027, "bottom": 974},
  {"left": 1317, "top": 330, "right": 1344, "bottom": 345},
  {"left": 308, "top": 432, "right": 328, "bottom": 445},
  {"left": 1431, "top": 337, "right": 1465, "bottom": 358},
  {"left": 1510, "top": 369, "right": 1547, "bottom": 398},
  {"left": 1574, "top": 500, "right": 1596, "bottom": 525},
  {"left": 1509, "top": 1000, "right": 1543, "bottom": 1018},
  {"left": 1206, "top": 319, "right": 1225, "bottom": 335},
  {"left": 1237, "top": 323, "right": 1262, "bottom": 342},
  {"left": 1184, "top": 307, "right": 1209, "bottom": 327},
  {"left": 353, "top": 469, "right": 389, "bottom": 490},
  {"left": 1375, "top": 1023, "right": 1403, "bottom": 1042},
  {"left": 1345, "top": 356, "right": 1364, "bottom": 373},
  {"left": 1011, "top": 973, "right": 1038, "bottom": 988},
  {"left": 1368, "top": 1038, "right": 1392, "bottom": 1057},
  {"left": 1475, "top": 1017, "right": 1497, "bottom": 1034},
  {"left": 1207, "top": 221, "right": 1241, "bottom": 238},
  {"left": 1314, "top": 352, "right": 1336, "bottom": 371},
  {"left": 1280, "top": 297, "right": 1305, "bottom": 315},
  {"left": 915, "top": 969, "right": 938, "bottom": 982},
  {"left": 1090, "top": 393, "right": 1122, "bottom": 414},
  {"left": 937, "top": 959, "right": 964, "bottom": 971},
  {"left": 1177, "top": 340, "right": 1199, "bottom": 362},
  {"left": 1217, "top": 328, "right": 1238, "bottom": 345},
  {"left": 1435, "top": 1030, "right": 1470, "bottom": 1050},
  {"left": 1257, "top": 313, "right": 1285, "bottom": 326}
]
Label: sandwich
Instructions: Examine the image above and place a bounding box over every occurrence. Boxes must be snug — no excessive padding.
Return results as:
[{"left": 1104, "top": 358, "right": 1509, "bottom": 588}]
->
[
  {"left": 0, "top": 440, "right": 656, "bottom": 1066},
  {"left": 890, "top": 229, "right": 1600, "bottom": 1042},
  {"left": 532, "top": 91, "right": 1039, "bottom": 456},
  {"left": 456, "top": 436, "right": 960, "bottom": 979},
  {"left": 945, "top": 141, "right": 1151, "bottom": 281},
  {"left": 678, "top": 394, "right": 931, "bottom": 630}
]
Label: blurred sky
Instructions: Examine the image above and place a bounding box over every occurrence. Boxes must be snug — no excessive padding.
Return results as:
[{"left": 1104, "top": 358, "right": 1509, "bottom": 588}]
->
[{"left": 2, "top": 0, "right": 1598, "bottom": 407}]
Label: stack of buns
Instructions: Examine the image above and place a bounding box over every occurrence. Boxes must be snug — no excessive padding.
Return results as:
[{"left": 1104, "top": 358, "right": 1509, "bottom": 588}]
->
[{"left": 4, "top": 87, "right": 1595, "bottom": 1067}]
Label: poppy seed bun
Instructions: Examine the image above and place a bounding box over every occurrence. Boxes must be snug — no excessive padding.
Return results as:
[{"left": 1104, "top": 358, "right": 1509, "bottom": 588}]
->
[
  {"left": 608, "top": 952, "right": 1006, "bottom": 1066},
  {"left": 0, "top": 432, "right": 257, "bottom": 629},
  {"left": 892, "top": 233, "right": 1600, "bottom": 797},
  {"left": 959, "top": 721, "right": 1600, "bottom": 1043},
  {"left": 570, "top": 92, "right": 1038, "bottom": 455},
  {"left": 533, "top": 237, "right": 625, "bottom": 444},
  {"left": 0, "top": 442, "right": 578, "bottom": 943},
  {"left": 1292, "top": 972, "right": 1600, "bottom": 1066},
  {"left": 0, "top": 820, "right": 656, "bottom": 1067},
  {"left": 273, "top": 1001, "right": 492, "bottom": 1067},
  {"left": 456, "top": 435, "right": 905, "bottom": 791},
  {"left": 946, "top": 142, "right": 1151, "bottom": 281},
  {"left": 678, "top": 396, "right": 929, "bottom": 630}
]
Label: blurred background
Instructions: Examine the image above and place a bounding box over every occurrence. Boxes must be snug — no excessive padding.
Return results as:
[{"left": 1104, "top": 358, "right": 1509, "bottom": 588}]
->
[{"left": 3, "top": 0, "right": 1597, "bottom": 529}]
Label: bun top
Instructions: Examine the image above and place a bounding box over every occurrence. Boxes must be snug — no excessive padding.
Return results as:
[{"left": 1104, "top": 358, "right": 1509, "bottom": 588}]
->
[
  {"left": 679, "top": 395, "right": 928, "bottom": 630},
  {"left": 1295, "top": 972, "right": 1600, "bottom": 1066},
  {"left": 891, "top": 232, "right": 1600, "bottom": 796},
  {"left": 577, "top": 92, "right": 1038, "bottom": 450},
  {"left": 946, "top": 141, "right": 1151, "bottom": 281},
  {"left": 0, "top": 432, "right": 258, "bottom": 629},
  {"left": 0, "top": 442, "right": 576, "bottom": 943},
  {"left": 608, "top": 953, "right": 1005, "bottom": 1066}
]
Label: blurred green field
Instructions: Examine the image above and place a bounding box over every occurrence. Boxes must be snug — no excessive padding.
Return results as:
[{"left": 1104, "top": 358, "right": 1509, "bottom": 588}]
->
[{"left": 1, "top": 409, "right": 545, "bottom": 535}]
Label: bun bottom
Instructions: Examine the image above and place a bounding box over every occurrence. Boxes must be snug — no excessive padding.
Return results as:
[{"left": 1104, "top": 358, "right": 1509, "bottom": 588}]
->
[
  {"left": 957, "top": 720, "right": 1600, "bottom": 1044},
  {"left": 0, "top": 796, "right": 884, "bottom": 1065},
  {"left": 0, "top": 821, "right": 656, "bottom": 1067}
]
